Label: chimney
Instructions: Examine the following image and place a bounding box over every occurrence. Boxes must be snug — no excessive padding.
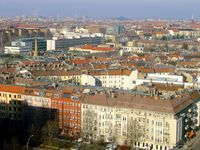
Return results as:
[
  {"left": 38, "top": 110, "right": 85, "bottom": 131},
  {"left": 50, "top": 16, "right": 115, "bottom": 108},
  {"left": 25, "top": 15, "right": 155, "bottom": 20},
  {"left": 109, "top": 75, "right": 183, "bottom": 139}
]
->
[{"left": 34, "top": 36, "right": 38, "bottom": 59}]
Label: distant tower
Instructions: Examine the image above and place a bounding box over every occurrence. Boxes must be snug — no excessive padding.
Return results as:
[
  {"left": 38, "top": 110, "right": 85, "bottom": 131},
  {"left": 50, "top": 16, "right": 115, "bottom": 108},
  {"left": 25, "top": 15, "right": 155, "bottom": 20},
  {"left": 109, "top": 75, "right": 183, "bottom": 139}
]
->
[{"left": 33, "top": 36, "right": 38, "bottom": 59}]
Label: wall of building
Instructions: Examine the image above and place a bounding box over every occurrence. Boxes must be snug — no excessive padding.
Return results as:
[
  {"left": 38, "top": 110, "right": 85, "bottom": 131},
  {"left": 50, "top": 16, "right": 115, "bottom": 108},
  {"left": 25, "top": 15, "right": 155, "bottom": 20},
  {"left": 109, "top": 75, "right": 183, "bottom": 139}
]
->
[
  {"left": 52, "top": 93, "right": 81, "bottom": 136},
  {"left": 81, "top": 74, "right": 96, "bottom": 86},
  {"left": 47, "top": 36, "right": 104, "bottom": 50},
  {"left": 81, "top": 103, "right": 181, "bottom": 150}
]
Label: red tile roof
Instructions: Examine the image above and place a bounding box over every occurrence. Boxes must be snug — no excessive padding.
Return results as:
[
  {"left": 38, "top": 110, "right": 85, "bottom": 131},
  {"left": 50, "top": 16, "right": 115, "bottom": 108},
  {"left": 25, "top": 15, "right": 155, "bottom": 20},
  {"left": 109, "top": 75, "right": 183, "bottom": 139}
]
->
[
  {"left": 82, "top": 45, "right": 114, "bottom": 51},
  {"left": 0, "top": 84, "right": 25, "bottom": 94}
]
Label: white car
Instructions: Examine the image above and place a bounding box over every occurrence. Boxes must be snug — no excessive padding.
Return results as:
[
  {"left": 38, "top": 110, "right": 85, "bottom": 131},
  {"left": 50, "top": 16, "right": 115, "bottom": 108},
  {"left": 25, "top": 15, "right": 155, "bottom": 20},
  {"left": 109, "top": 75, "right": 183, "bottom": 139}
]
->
[
  {"left": 105, "top": 143, "right": 117, "bottom": 150},
  {"left": 77, "top": 138, "right": 83, "bottom": 143}
]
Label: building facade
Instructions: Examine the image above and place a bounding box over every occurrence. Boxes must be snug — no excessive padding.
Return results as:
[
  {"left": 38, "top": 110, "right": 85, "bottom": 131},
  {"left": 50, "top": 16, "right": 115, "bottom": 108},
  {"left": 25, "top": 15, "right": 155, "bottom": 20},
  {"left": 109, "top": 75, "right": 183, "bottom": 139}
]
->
[
  {"left": 52, "top": 89, "right": 82, "bottom": 137},
  {"left": 81, "top": 90, "right": 199, "bottom": 150},
  {"left": 47, "top": 33, "right": 104, "bottom": 50}
]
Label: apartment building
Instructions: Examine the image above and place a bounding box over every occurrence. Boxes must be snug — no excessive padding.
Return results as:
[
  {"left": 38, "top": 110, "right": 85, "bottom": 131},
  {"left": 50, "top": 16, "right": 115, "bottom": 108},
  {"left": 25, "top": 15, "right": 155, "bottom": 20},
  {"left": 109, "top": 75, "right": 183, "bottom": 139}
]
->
[
  {"left": 0, "top": 84, "right": 25, "bottom": 120},
  {"left": 88, "top": 68, "right": 138, "bottom": 90},
  {"left": 0, "top": 84, "right": 53, "bottom": 120},
  {"left": 69, "top": 45, "right": 115, "bottom": 54},
  {"left": 119, "top": 46, "right": 144, "bottom": 56},
  {"left": 0, "top": 83, "right": 199, "bottom": 150},
  {"left": 31, "top": 68, "right": 138, "bottom": 90},
  {"left": 81, "top": 88, "right": 199, "bottom": 150},
  {"left": 23, "top": 87, "right": 52, "bottom": 108},
  {"left": 31, "top": 70, "right": 82, "bottom": 84},
  {"left": 52, "top": 89, "right": 82, "bottom": 137}
]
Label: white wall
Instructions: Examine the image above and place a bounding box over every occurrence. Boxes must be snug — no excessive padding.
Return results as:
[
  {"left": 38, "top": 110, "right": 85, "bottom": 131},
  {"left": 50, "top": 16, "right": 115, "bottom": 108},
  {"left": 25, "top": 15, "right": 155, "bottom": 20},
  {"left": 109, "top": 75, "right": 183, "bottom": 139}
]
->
[
  {"left": 94, "top": 70, "right": 138, "bottom": 90},
  {"left": 81, "top": 74, "right": 96, "bottom": 86},
  {"left": 147, "top": 74, "right": 183, "bottom": 82},
  {"left": 47, "top": 40, "right": 56, "bottom": 50},
  {"left": 23, "top": 95, "right": 51, "bottom": 108},
  {"left": 4, "top": 46, "right": 32, "bottom": 54}
]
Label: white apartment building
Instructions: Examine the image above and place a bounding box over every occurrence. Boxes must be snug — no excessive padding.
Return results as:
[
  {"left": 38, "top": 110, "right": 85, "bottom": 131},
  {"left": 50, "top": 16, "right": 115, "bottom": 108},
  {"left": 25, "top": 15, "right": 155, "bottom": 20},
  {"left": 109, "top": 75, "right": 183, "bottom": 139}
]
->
[
  {"left": 22, "top": 88, "right": 52, "bottom": 108},
  {"left": 85, "top": 69, "right": 138, "bottom": 90},
  {"left": 81, "top": 74, "right": 96, "bottom": 86},
  {"left": 119, "top": 46, "right": 144, "bottom": 56},
  {"left": 81, "top": 90, "right": 198, "bottom": 150}
]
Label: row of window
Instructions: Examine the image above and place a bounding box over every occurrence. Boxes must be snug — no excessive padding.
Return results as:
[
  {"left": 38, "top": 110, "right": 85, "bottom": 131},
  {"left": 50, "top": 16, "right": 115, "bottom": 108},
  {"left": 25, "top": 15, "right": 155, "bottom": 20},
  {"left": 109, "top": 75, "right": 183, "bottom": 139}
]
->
[
  {"left": 136, "top": 142, "right": 168, "bottom": 150},
  {"left": 0, "top": 113, "right": 22, "bottom": 119},
  {"left": 57, "top": 108, "right": 81, "bottom": 113},
  {"left": 0, "top": 93, "right": 21, "bottom": 99},
  {"left": 52, "top": 101, "right": 81, "bottom": 107},
  {"left": 61, "top": 115, "right": 81, "bottom": 120},
  {"left": 63, "top": 122, "right": 81, "bottom": 128},
  {"left": 97, "top": 76, "right": 125, "bottom": 79}
]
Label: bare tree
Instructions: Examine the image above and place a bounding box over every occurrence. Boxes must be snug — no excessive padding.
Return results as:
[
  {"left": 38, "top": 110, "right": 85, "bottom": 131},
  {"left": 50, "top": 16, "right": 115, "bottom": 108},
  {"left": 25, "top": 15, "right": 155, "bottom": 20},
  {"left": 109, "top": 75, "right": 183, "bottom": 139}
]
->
[
  {"left": 41, "top": 120, "right": 59, "bottom": 146},
  {"left": 3, "top": 137, "right": 21, "bottom": 150},
  {"left": 182, "top": 43, "right": 189, "bottom": 50},
  {"left": 127, "top": 118, "right": 143, "bottom": 150}
]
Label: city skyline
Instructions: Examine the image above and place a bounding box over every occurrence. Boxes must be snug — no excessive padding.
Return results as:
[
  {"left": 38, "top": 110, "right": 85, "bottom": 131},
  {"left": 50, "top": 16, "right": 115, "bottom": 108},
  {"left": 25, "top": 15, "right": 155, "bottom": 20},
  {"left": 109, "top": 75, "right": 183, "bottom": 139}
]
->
[{"left": 1, "top": 0, "right": 200, "bottom": 19}]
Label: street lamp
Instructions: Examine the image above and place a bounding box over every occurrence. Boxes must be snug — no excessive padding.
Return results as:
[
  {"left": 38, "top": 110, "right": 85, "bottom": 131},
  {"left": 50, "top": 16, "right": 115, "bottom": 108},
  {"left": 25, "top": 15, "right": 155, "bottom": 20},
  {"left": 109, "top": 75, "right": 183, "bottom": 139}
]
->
[{"left": 26, "top": 134, "right": 34, "bottom": 150}]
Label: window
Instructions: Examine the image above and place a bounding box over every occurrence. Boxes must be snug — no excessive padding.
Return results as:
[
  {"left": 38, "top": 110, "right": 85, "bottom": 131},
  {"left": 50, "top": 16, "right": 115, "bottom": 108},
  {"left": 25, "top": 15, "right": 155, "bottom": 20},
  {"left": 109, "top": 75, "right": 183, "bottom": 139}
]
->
[{"left": 123, "top": 117, "right": 126, "bottom": 121}]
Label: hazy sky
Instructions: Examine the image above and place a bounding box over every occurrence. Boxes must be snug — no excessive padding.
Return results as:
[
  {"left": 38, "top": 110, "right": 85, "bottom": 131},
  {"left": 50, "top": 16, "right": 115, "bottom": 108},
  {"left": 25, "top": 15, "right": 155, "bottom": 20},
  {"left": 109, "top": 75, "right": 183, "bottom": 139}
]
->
[{"left": 0, "top": 0, "right": 200, "bottom": 19}]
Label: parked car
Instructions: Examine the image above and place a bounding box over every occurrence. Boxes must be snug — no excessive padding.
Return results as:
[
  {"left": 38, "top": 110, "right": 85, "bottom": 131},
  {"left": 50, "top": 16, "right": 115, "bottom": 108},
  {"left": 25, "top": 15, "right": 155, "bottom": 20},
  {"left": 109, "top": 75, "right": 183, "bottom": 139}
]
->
[
  {"left": 77, "top": 137, "right": 83, "bottom": 143},
  {"left": 105, "top": 143, "right": 117, "bottom": 150},
  {"left": 83, "top": 140, "right": 91, "bottom": 144}
]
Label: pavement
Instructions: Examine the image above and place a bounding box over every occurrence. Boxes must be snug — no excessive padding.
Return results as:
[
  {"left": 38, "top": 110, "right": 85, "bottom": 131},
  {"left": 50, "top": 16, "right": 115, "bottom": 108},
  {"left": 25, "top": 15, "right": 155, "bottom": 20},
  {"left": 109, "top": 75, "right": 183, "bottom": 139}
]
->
[{"left": 189, "top": 131, "right": 200, "bottom": 150}]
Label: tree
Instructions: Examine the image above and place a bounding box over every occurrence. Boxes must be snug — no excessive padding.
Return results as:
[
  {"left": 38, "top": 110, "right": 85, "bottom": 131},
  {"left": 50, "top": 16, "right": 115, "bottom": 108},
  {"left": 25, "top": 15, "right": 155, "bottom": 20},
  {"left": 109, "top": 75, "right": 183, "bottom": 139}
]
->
[
  {"left": 41, "top": 120, "right": 59, "bottom": 146},
  {"left": 3, "top": 137, "right": 21, "bottom": 150},
  {"left": 182, "top": 43, "right": 189, "bottom": 50},
  {"left": 161, "top": 36, "right": 167, "bottom": 41},
  {"left": 10, "top": 137, "right": 21, "bottom": 150},
  {"left": 127, "top": 118, "right": 143, "bottom": 150}
]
